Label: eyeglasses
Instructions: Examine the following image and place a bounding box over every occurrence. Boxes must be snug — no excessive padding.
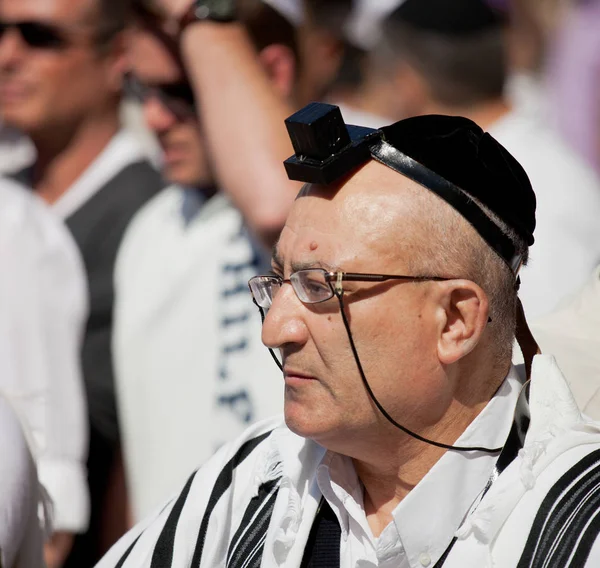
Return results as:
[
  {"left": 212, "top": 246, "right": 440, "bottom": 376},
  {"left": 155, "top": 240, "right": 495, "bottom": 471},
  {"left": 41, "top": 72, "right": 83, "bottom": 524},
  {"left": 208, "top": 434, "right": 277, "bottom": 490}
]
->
[
  {"left": 125, "top": 73, "right": 196, "bottom": 119},
  {"left": 248, "top": 268, "right": 451, "bottom": 309},
  {"left": 0, "top": 20, "right": 73, "bottom": 50}
]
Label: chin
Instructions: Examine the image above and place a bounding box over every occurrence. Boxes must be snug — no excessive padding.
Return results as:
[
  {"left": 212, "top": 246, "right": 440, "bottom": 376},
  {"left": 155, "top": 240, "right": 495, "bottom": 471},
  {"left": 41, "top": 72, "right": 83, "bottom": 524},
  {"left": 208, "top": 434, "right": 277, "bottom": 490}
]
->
[
  {"left": 284, "top": 403, "right": 338, "bottom": 444},
  {"left": 0, "top": 106, "right": 39, "bottom": 134},
  {"left": 163, "top": 164, "right": 198, "bottom": 188}
]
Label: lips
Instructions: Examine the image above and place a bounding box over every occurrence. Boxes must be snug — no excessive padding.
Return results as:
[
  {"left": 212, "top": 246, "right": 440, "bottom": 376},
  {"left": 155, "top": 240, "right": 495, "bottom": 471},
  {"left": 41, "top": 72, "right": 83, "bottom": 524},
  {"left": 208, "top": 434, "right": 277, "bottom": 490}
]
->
[
  {"left": 0, "top": 83, "right": 31, "bottom": 103},
  {"left": 283, "top": 368, "right": 318, "bottom": 381}
]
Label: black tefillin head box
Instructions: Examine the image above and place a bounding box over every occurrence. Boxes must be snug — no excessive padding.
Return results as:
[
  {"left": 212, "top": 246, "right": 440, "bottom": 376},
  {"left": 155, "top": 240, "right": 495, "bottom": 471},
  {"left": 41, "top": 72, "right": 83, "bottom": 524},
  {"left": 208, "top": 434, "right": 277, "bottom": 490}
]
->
[{"left": 283, "top": 103, "right": 381, "bottom": 185}]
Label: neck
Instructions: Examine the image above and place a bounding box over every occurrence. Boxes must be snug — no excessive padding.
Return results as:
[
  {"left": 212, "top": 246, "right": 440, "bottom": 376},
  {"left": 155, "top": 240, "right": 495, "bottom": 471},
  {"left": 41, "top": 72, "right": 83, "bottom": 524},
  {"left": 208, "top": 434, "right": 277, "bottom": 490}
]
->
[
  {"left": 342, "top": 78, "right": 394, "bottom": 122},
  {"left": 350, "top": 358, "right": 509, "bottom": 537},
  {"left": 422, "top": 98, "right": 511, "bottom": 130},
  {"left": 31, "top": 109, "right": 120, "bottom": 204}
]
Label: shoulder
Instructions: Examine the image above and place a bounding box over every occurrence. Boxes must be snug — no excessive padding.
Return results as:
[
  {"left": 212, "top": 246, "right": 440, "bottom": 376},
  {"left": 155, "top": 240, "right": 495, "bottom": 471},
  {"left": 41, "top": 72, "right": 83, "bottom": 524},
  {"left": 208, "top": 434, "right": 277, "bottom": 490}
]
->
[
  {"left": 492, "top": 112, "right": 600, "bottom": 200},
  {"left": 0, "top": 177, "right": 84, "bottom": 275},
  {"left": 96, "top": 417, "right": 304, "bottom": 568}
]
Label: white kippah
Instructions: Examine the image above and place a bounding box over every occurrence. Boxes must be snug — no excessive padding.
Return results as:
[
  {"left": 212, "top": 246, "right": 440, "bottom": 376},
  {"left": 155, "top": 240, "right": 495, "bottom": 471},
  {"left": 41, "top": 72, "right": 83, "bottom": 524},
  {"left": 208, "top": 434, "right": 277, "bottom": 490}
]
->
[
  {"left": 344, "top": 0, "right": 405, "bottom": 50},
  {"left": 261, "top": 0, "right": 305, "bottom": 28}
]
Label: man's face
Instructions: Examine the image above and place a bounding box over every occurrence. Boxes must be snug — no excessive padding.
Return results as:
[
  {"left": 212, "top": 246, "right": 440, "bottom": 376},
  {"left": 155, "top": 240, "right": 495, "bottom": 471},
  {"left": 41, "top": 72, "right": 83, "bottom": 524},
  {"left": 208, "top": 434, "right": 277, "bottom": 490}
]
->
[
  {"left": 0, "top": 0, "right": 122, "bottom": 136},
  {"left": 128, "top": 26, "right": 210, "bottom": 188},
  {"left": 262, "top": 162, "right": 451, "bottom": 452}
]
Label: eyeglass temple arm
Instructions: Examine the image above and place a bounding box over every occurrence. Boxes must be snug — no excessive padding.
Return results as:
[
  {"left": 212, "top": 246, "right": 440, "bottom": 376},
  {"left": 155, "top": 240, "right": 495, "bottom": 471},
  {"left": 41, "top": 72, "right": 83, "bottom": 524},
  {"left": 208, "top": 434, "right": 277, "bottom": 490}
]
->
[{"left": 333, "top": 272, "right": 450, "bottom": 283}]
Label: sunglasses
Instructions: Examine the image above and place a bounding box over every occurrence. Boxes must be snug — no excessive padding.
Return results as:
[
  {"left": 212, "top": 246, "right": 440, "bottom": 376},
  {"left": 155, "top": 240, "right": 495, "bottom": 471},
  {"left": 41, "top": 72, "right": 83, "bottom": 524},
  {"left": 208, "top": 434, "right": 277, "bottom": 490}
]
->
[
  {"left": 125, "top": 73, "right": 197, "bottom": 118},
  {"left": 0, "top": 20, "right": 73, "bottom": 50}
]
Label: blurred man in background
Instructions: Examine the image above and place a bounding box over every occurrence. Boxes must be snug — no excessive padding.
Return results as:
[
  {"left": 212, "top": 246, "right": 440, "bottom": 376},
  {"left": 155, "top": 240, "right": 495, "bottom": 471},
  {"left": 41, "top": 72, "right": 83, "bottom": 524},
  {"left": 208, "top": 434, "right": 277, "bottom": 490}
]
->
[
  {"left": 113, "top": 0, "right": 305, "bottom": 521},
  {"left": 0, "top": 0, "right": 164, "bottom": 563},
  {"left": 364, "top": 0, "right": 600, "bottom": 319},
  {"left": 0, "top": 176, "right": 87, "bottom": 568}
]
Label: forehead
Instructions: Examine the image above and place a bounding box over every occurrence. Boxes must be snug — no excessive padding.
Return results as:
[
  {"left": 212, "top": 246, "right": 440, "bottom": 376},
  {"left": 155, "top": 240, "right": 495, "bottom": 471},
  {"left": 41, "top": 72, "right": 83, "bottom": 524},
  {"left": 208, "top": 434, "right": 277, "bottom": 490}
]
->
[
  {"left": 129, "top": 27, "right": 184, "bottom": 84},
  {"left": 0, "top": 0, "right": 95, "bottom": 23},
  {"left": 276, "top": 161, "right": 427, "bottom": 269}
]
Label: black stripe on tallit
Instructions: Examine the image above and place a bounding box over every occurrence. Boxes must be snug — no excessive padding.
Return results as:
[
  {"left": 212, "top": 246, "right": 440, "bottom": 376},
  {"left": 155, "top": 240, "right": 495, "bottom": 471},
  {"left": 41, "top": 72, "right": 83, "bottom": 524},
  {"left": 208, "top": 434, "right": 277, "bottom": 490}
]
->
[
  {"left": 191, "top": 430, "right": 274, "bottom": 567},
  {"left": 545, "top": 476, "right": 600, "bottom": 566},
  {"left": 227, "top": 479, "right": 281, "bottom": 568},
  {"left": 115, "top": 534, "right": 143, "bottom": 568},
  {"left": 517, "top": 448, "right": 600, "bottom": 567},
  {"left": 150, "top": 470, "right": 199, "bottom": 567},
  {"left": 114, "top": 493, "right": 176, "bottom": 567},
  {"left": 570, "top": 508, "right": 600, "bottom": 567}
]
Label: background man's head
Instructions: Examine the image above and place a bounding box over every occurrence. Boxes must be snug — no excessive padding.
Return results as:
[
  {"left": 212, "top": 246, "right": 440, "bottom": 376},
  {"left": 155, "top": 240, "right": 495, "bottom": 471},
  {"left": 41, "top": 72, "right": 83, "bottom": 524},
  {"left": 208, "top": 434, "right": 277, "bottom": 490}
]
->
[
  {"left": 128, "top": 0, "right": 302, "bottom": 188},
  {"left": 370, "top": 0, "right": 507, "bottom": 120},
  {"left": 0, "top": 0, "right": 129, "bottom": 140}
]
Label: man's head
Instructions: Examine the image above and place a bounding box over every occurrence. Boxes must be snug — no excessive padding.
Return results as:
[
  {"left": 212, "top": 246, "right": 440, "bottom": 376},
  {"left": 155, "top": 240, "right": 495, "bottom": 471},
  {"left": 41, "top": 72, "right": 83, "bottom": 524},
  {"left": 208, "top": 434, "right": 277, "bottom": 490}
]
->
[
  {"left": 128, "top": 0, "right": 301, "bottom": 188},
  {"left": 297, "top": 0, "right": 357, "bottom": 103},
  {"left": 252, "top": 106, "right": 535, "bottom": 454},
  {"left": 370, "top": 0, "right": 507, "bottom": 119},
  {"left": 0, "top": 0, "right": 128, "bottom": 139}
]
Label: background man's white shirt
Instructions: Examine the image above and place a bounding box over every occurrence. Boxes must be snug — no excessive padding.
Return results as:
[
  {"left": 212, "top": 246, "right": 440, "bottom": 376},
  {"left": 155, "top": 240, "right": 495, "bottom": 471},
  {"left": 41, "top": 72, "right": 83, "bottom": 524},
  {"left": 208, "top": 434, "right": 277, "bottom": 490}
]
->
[
  {"left": 0, "top": 178, "right": 89, "bottom": 532},
  {"left": 489, "top": 107, "right": 600, "bottom": 319},
  {"left": 114, "top": 186, "right": 284, "bottom": 521}
]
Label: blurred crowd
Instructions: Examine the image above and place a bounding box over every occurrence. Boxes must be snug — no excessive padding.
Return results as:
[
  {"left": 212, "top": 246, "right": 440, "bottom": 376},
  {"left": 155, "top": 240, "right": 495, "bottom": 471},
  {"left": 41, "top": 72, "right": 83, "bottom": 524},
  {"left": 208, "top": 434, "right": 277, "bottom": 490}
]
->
[{"left": 1, "top": 0, "right": 599, "bottom": 566}]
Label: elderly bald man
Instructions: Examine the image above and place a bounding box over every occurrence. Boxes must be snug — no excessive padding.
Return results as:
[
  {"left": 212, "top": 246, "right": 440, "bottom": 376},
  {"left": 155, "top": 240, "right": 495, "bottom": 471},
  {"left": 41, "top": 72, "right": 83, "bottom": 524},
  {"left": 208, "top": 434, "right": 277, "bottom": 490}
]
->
[{"left": 96, "top": 104, "right": 600, "bottom": 568}]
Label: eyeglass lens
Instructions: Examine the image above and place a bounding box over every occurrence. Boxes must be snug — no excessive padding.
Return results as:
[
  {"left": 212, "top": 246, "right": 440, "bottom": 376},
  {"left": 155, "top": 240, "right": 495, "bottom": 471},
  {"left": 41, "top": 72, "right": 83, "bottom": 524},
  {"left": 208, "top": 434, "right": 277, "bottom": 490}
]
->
[
  {"left": 249, "top": 269, "right": 335, "bottom": 309},
  {"left": 0, "top": 21, "right": 68, "bottom": 49},
  {"left": 125, "top": 74, "right": 196, "bottom": 118}
]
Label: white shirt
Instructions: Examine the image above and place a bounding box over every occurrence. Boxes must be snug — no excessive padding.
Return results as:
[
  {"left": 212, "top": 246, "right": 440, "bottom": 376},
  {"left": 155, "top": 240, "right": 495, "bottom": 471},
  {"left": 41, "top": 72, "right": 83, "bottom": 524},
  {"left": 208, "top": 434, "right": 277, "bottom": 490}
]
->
[
  {"left": 0, "top": 178, "right": 89, "bottom": 532},
  {"left": 489, "top": 108, "right": 600, "bottom": 319},
  {"left": 49, "top": 129, "right": 149, "bottom": 221},
  {"left": 0, "top": 395, "right": 45, "bottom": 568},
  {"left": 316, "top": 369, "right": 521, "bottom": 568},
  {"left": 113, "top": 187, "right": 284, "bottom": 521}
]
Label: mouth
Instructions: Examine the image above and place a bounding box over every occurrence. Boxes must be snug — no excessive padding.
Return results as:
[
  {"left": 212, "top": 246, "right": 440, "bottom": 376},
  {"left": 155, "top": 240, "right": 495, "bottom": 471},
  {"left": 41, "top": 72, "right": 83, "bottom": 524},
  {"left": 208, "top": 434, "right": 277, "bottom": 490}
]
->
[
  {"left": 0, "top": 83, "right": 31, "bottom": 103},
  {"left": 283, "top": 368, "right": 318, "bottom": 383}
]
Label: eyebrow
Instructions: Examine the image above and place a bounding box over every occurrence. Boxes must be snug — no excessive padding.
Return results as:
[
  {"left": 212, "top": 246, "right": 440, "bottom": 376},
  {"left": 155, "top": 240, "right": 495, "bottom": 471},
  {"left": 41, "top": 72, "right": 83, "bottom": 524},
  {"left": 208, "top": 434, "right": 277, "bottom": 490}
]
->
[{"left": 271, "top": 245, "right": 339, "bottom": 274}]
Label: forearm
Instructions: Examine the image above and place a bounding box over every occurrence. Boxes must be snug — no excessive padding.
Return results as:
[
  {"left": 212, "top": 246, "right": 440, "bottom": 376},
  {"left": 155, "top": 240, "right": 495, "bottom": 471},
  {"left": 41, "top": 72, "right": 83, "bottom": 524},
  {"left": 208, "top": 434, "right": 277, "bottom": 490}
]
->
[{"left": 180, "top": 23, "right": 301, "bottom": 246}]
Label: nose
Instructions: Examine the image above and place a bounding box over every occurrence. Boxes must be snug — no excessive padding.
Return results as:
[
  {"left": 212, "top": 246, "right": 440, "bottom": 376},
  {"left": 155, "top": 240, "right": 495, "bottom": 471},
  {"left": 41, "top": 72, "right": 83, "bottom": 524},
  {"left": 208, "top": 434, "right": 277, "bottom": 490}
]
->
[
  {"left": 0, "top": 28, "right": 26, "bottom": 68},
  {"left": 143, "top": 96, "right": 177, "bottom": 134},
  {"left": 261, "top": 283, "right": 310, "bottom": 352}
]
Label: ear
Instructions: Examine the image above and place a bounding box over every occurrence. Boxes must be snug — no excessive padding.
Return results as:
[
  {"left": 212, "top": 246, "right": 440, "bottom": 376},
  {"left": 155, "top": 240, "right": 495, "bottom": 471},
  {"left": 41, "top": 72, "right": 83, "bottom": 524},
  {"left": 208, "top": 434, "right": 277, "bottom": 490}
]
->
[
  {"left": 257, "top": 43, "right": 296, "bottom": 100},
  {"left": 105, "top": 31, "right": 131, "bottom": 94},
  {"left": 435, "top": 280, "right": 490, "bottom": 365}
]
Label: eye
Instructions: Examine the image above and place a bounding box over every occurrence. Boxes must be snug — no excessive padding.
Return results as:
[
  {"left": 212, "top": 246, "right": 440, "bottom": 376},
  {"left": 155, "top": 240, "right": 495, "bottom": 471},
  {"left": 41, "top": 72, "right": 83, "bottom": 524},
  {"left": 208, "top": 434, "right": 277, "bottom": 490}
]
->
[{"left": 305, "top": 278, "right": 329, "bottom": 295}]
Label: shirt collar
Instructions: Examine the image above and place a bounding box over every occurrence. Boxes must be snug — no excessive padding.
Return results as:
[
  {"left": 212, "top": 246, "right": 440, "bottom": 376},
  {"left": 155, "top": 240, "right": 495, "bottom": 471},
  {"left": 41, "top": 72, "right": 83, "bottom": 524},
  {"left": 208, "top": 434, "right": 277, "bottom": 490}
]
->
[
  {"left": 50, "top": 129, "right": 147, "bottom": 220},
  {"left": 316, "top": 365, "right": 524, "bottom": 567}
]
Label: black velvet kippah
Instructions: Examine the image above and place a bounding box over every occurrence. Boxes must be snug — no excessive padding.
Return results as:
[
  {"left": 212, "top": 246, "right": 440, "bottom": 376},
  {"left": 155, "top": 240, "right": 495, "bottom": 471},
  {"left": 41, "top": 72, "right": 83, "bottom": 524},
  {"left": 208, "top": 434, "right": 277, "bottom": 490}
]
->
[
  {"left": 380, "top": 115, "right": 536, "bottom": 246},
  {"left": 389, "top": 0, "right": 503, "bottom": 35}
]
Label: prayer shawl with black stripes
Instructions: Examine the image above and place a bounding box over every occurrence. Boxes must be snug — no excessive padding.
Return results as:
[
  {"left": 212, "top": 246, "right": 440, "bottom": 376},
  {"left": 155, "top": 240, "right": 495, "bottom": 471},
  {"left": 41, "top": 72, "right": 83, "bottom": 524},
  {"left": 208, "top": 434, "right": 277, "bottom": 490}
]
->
[{"left": 97, "top": 355, "right": 600, "bottom": 567}]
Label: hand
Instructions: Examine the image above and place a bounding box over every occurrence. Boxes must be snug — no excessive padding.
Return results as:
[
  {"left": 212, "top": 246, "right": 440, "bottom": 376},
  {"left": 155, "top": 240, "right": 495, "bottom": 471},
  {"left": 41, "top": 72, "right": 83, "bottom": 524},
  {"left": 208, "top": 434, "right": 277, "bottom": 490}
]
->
[{"left": 44, "top": 532, "right": 75, "bottom": 568}]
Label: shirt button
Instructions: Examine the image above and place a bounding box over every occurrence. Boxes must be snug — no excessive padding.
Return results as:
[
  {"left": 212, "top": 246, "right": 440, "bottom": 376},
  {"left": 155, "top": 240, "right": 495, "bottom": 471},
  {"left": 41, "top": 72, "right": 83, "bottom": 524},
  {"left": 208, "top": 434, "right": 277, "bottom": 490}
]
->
[{"left": 419, "top": 552, "right": 431, "bottom": 566}]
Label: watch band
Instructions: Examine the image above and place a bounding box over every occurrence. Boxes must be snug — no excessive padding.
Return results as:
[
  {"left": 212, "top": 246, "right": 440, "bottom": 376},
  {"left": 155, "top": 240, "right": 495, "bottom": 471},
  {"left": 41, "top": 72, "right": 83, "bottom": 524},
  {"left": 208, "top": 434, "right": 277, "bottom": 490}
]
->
[{"left": 178, "top": 0, "right": 236, "bottom": 34}]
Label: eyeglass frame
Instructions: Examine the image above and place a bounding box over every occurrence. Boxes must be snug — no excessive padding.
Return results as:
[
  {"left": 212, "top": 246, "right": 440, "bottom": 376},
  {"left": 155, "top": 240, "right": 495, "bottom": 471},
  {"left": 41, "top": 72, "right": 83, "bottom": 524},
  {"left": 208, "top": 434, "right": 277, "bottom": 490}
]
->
[
  {"left": 124, "top": 72, "right": 197, "bottom": 120},
  {"left": 248, "top": 267, "right": 452, "bottom": 309},
  {"left": 0, "top": 18, "right": 122, "bottom": 51}
]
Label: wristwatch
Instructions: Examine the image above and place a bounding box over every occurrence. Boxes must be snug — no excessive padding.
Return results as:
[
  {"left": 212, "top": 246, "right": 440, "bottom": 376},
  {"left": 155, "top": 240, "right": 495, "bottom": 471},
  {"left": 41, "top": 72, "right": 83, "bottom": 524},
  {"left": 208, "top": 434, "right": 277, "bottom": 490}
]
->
[{"left": 179, "top": 0, "right": 237, "bottom": 32}]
